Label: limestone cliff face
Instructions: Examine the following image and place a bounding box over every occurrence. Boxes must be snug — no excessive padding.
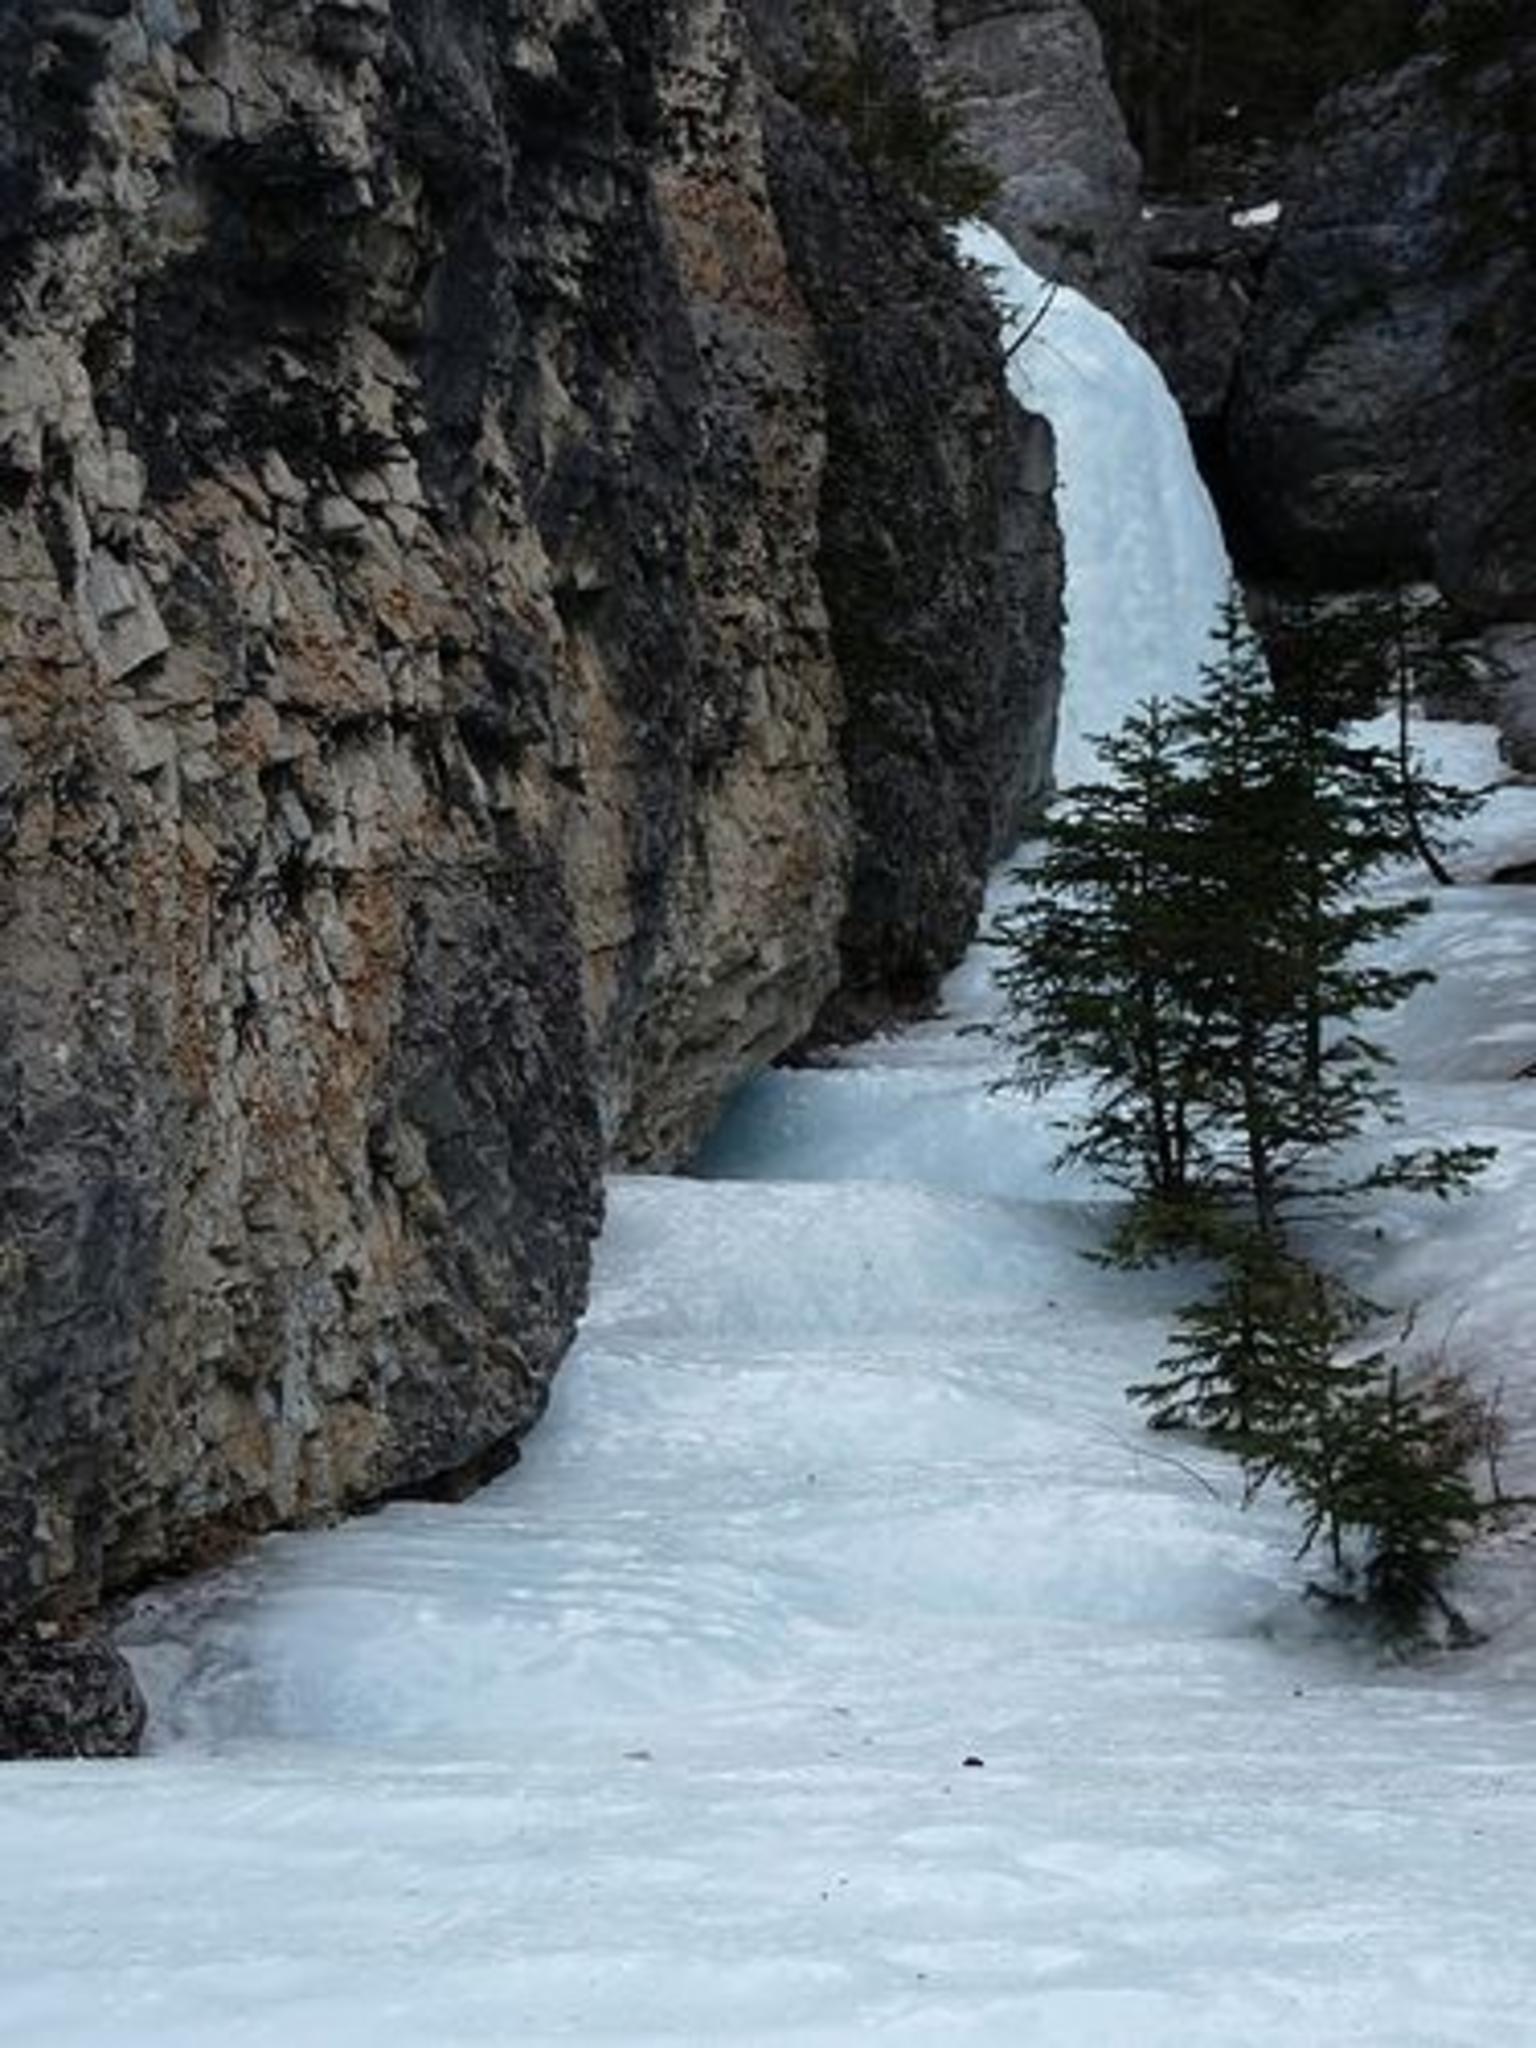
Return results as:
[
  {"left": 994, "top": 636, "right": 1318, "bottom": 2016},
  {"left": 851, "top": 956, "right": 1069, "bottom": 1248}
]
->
[
  {"left": 902, "top": 0, "right": 1144, "bottom": 326},
  {"left": 0, "top": 0, "right": 1061, "bottom": 1738},
  {"left": 750, "top": 0, "right": 1062, "bottom": 1012}
]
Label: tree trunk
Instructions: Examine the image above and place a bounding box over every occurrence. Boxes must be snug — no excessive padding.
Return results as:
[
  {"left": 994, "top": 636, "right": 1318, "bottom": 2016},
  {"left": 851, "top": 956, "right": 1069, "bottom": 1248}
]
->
[
  {"left": 1395, "top": 608, "right": 1456, "bottom": 887},
  {"left": 1237, "top": 1013, "right": 1280, "bottom": 1237}
]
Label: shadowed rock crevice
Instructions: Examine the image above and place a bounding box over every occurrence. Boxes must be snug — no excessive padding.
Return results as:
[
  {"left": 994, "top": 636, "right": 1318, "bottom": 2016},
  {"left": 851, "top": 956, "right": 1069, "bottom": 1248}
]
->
[{"left": 749, "top": 5, "right": 1062, "bottom": 1016}]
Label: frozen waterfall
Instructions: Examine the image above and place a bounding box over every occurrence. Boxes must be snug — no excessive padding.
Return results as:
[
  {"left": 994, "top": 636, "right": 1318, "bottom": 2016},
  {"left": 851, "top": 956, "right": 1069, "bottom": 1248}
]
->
[{"left": 956, "top": 220, "right": 1232, "bottom": 784}]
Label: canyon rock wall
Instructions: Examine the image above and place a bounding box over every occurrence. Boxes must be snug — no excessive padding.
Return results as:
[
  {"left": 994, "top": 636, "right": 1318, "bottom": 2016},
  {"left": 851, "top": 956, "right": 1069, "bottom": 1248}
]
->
[
  {"left": 1228, "top": 35, "right": 1536, "bottom": 617},
  {"left": 750, "top": 1, "right": 1062, "bottom": 1013},
  {"left": 1076, "top": 4, "right": 1536, "bottom": 747},
  {"left": 0, "top": 0, "right": 1062, "bottom": 1746},
  {"left": 902, "top": 0, "right": 1143, "bottom": 325}
]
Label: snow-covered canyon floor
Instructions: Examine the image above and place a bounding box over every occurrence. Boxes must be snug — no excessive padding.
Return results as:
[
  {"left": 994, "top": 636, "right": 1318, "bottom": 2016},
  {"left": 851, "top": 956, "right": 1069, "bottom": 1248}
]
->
[
  {"left": 8, "top": 225, "right": 1536, "bottom": 2046},
  {"left": 5, "top": 720, "right": 1536, "bottom": 2047}
]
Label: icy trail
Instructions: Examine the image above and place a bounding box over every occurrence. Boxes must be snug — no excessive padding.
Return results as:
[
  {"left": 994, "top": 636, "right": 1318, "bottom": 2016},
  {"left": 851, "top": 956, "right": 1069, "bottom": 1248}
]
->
[
  {"left": 6, "top": 240, "right": 1536, "bottom": 2045},
  {"left": 8, "top": 823, "right": 1536, "bottom": 2047}
]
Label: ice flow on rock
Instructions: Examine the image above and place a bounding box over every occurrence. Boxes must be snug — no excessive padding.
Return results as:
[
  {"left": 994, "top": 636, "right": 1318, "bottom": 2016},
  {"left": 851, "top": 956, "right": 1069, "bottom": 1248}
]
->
[{"left": 956, "top": 219, "right": 1232, "bottom": 786}]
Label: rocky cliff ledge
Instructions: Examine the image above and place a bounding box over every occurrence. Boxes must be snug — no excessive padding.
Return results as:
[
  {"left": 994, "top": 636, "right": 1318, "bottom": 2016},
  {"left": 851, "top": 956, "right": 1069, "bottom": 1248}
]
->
[
  {"left": 0, "top": 0, "right": 1061, "bottom": 1749},
  {"left": 1078, "top": 3, "right": 1536, "bottom": 748}
]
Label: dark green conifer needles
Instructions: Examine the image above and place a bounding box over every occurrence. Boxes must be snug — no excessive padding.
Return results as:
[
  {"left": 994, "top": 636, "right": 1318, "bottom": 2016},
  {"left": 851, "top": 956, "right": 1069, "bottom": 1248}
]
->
[{"left": 994, "top": 592, "right": 1496, "bottom": 1639}]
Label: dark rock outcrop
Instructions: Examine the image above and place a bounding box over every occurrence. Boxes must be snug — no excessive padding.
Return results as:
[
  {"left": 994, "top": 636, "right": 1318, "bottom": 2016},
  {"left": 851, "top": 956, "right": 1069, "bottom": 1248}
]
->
[
  {"left": 0, "top": 1634, "right": 146, "bottom": 1761},
  {"left": 1215, "top": 29, "right": 1536, "bottom": 784},
  {"left": 0, "top": 0, "right": 1061, "bottom": 1752},
  {"left": 1487, "top": 625, "right": 1536, "bottom": 774},
  {"left": 750, "top": 6, "right": 1062, "bottom": 1008},
  {"left": 1075, "top": 8, "right": 1536, "bottom": 770},
  {"left": 1071, "top": 6, "right": 1535, "bottom": 675},
  {"left": 1083, "top": 0, "right": 1419, "bottom": 196},
  {"left": 1140, "top": 200, "right": 1279, "bottom": 485},
  {"left": 1193, "top": 31, "right": 1536, "bottom": 623}
]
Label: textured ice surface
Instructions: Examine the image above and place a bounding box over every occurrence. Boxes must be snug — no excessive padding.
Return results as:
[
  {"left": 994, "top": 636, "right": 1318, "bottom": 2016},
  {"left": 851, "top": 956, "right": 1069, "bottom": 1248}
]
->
[{"left": 955, "top": 221, "right": 1233, "bottom": 785}]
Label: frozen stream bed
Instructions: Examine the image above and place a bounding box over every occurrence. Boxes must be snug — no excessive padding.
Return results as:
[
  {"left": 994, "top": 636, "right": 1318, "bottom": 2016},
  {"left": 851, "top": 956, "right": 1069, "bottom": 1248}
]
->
[
  {"left": 6, "top": 740, "right": 1536, "bottom": 2044},
  {"left": 7, "top": 225, "right": 1536, "bottom": 2045}
]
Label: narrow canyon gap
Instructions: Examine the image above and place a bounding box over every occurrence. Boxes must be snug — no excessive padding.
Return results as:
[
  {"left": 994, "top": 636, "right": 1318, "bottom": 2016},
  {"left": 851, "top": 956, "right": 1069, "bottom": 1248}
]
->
[{"left": 5, "top": 227, "right": 1536, "bottom": 2045}]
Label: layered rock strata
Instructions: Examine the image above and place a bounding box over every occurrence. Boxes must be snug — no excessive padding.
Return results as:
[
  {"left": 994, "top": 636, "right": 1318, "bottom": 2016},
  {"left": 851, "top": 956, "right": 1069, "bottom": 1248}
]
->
[{"left": 0, "top": 0, "right": 1062, "bottom": 1748}]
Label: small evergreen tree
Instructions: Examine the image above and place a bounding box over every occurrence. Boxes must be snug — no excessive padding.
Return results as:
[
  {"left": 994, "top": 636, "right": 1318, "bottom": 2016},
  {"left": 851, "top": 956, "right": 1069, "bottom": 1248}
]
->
[
  {"left": 1136, "top": 1242, "right": 1488, "bottom": 1639},
  {"left": 1299, "top": 1363, "right": 1485, "bottom": 1637},
  {"left": 1265, "top": 589, "right": 1488, "bottom": 887},
  {"left": 1130, "top": 1232, "right": 1372, "bottom": 1445},
  {"left": 996, "top": 587, "right": 1495, "bottom": 1638},
  {"left": 991, "top": 702, "right": 1211, "bottom": 1209},
  {"left": 1165, "top": 597, "right": 1489, "bottom": 1236}
]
